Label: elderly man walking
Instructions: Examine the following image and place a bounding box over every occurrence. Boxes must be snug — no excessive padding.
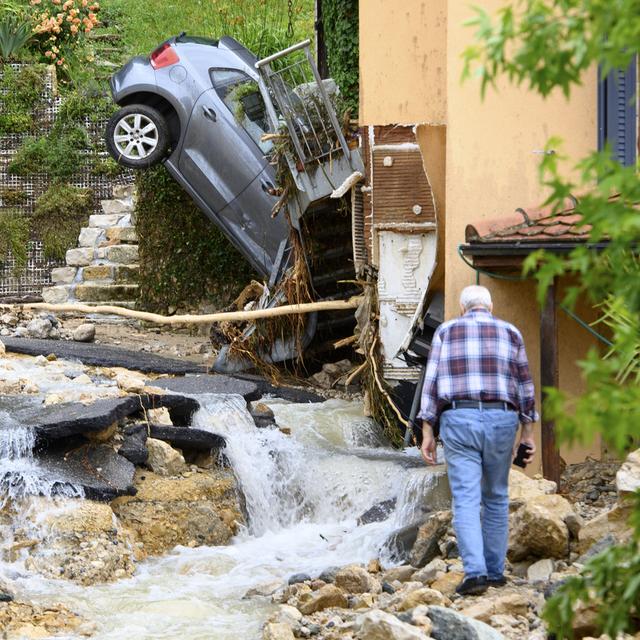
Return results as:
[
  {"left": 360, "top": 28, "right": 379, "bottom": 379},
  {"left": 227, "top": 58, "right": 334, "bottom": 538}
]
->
[{"left": 418, "top": 285, "right": 537, "bottom": 596}]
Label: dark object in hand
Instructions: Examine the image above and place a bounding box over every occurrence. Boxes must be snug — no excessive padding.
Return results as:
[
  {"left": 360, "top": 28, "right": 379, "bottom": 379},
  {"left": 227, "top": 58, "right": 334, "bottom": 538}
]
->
[{"left": 513, "top": 443, "right": 533, "bottom": 468}]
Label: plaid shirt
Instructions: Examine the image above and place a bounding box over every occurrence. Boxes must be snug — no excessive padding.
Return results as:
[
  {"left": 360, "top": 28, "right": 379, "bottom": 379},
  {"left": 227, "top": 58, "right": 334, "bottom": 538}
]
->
[{"left": 417, "top": 308, "right": 538, "bottom": 426}]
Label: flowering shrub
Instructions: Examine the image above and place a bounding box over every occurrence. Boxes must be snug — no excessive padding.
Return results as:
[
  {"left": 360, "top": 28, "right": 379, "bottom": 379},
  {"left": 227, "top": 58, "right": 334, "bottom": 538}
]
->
[{"left": 28, "top": 0, "right": 100, "bottom": 67}]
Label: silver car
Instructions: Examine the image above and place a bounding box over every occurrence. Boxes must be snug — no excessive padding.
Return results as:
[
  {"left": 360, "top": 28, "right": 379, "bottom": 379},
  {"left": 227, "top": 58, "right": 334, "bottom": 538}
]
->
[
  {"left": 106, "top": 34, "right": 289, "bottom": 280},
  {"left": 106, "top": 35, "right": 364, "bottom": 368}
]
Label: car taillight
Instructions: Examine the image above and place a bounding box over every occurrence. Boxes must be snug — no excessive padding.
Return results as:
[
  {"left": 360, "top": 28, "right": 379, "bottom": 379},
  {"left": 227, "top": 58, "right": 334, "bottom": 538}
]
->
[{"left": 150, "top": 42, "right": 179, "bottom": 70}]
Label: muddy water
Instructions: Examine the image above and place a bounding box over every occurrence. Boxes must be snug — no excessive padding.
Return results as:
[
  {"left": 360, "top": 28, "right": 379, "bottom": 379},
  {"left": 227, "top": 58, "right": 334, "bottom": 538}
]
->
[{"left": 1, "top": 358, "right": 445, "bottom": 639}]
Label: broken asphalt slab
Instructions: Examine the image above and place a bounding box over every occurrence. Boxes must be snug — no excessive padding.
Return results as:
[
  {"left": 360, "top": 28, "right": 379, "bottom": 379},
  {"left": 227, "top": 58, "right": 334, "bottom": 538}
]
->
[
  {"left": 38, "top": 444, "right": 136, "bottom": 500},
  {"left": 2, "top": 337, "right": 205, "bottom": 375},
  {"left": 149, "top": 424, "right": 225, "bottom": 451},
  {"left": 148, "top": 374, "right": 260, "bottom": 401}
]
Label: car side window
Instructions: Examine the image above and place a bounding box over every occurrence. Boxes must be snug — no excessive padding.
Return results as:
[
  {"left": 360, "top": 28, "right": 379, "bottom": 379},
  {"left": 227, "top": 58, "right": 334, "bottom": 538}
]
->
[{"left": 210, "top": 68, "right": 273, "bottom": 154}]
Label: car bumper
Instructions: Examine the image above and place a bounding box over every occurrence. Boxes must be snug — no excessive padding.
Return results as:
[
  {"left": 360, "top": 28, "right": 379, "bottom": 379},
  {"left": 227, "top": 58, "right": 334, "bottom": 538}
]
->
[{"left": 109, "top": 55, "right": 157, "bottom": 104}]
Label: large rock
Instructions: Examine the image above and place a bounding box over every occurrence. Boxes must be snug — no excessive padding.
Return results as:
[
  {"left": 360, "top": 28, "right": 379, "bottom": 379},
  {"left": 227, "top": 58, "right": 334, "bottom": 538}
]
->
[
  {"left": 460, "top": 592, "right": 530, "bottom": 623},
  {"left": 118, "top": 426, "right": 148, "bottom": 465},
  {"left": 508, "top": 469, "right": 556, "bottom": 509},
  {"left": 356, "top": 609, "right": 429, "bottom": 640},
  {"left": 298, "top": 584, "right": 348, "bottom": 615},
  {"left": 26, "top": 317, "right": 55, "bottom": 339},
  {"left": 413, "top": 558, "right": 447, "bottom": 584},
  {"left": 0, "top": 600, "right": 90, "bottom": 638},
  {"left": 72, "top": 323, "right": 96, "bottom": 343},
  {"left": 395, "top": 587, "right": 446, "bottom": 610},
  {"left": 410, "top": 511, "right": 451, "bottom": 567},
  {"left": 616, "top": 448, "right": 640, "bottom": 496},
  {"left": 146, "top": 438, "right": 187, "bottom": 477},
  {"left": 39, "top": 444, "right": 136, "bottom": 500},
  {"left": 577, "top": 503, "right": 633, "bottom": 554},
  {"left": 527, "top": 558, "right": 555, "bottom": 583},
  {"left": 334, "top": 565, "right": 381, "bottom": 594},
  {"left": 427, "top": 606, "right": 506, "bottom": 640},
  {"left": 111, "top": 469, "right": 241, "bottom": 556},
  {"left": 508, "top": 495, "right": 577, "bottom": 560}
]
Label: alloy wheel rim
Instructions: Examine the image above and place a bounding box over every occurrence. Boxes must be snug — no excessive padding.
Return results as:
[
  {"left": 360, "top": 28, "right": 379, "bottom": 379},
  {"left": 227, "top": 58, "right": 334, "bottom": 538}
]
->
[{"left": 113, "top": 113, "right": 159, "bottom": 160}]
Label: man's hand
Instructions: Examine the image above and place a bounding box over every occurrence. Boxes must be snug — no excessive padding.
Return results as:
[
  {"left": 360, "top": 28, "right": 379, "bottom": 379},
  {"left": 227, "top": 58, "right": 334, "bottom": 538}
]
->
[
  {"left": 421, "top": 422, "right": 437, "bottom": 465},
  {"left": 513, "top": 424, "right": 536, "bottom": 466}
]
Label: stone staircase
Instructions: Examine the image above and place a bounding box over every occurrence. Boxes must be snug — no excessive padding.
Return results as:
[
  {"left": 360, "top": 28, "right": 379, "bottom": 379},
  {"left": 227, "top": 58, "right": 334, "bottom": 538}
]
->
[{"left": 42, "top": 185, "right": 139, "bottom": 308}]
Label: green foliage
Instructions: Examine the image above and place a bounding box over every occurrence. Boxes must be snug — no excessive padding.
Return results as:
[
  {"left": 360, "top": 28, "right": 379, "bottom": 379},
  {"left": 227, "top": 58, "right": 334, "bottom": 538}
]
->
[
  {"left": 33, "top": 185, "right": 93, "bottom": 260},
  {"left": 9, "top": 88, "right": 114, "bottom": 179},
  {"left": 543, "top": 494, "right": 640, "bottom": 639},
  {"left": 321, "top": 0, "right": 359, "bottom": 116},
  {"left": 0, "top": 63, "right": 45, "bottom": 135},
  {"left": 462, "top": 0, "right": 640, "bottom": 98},
  {"left": 0, "top": 209, "right": 29, "bottom": 274},
  {"left": 135, "top": 165, "right": 254, "bottom": 314},
  {"left": 466, "top": 1, "right": 640, "bottom": 637},
  {"left": 0, "top": 188, "right": 27, "bottom": 206},
  {"left": 0, "top": 14, "right": 32, "bottom": 61},
  {"left": 103, "top": 0, "right": 313, "bottom": 60}
]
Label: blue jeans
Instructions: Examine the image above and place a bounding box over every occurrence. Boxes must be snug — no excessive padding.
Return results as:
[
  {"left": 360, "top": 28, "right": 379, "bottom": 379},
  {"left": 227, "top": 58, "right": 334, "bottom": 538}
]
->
[{"left": 440, "top": 408, "right": 519, "bottom": 579}]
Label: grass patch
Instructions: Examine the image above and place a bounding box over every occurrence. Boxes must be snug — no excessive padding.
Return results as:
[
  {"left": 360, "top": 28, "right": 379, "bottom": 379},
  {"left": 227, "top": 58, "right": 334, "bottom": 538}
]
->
[{"left": 0, "top": 209, "right": 30, "bottom": 274}]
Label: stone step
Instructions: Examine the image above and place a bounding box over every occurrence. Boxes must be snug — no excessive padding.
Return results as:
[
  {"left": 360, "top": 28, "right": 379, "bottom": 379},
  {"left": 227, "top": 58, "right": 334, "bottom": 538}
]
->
[
  {"left": 42, "top": 285, "right": 72, "bottom": 304},
  {"left": 105, "top": 244, "right": 138, "bottom": 264},
  {"left": 105, "top": 226, "right": 138, "bottom": 244},
  {"left": 80, "top": 264, "right": 139, "bottom": 284},
  {"left": 78, "top": 227, "right": 106, "bottom": 248},
  {"left": 112, "top": 184, "right": 135, "bottom": 199},
  {"left": 75, "top": 284, "right": 139, "bottom": 303},
  {"left": 89, "top": 214, "right": 127, "bottom": 228},
  {"left": 101, "top": 198, "right": 133, "bottom": 215},
  {"left": 51, "top": 267, "right": 78, "bottom": 285}
]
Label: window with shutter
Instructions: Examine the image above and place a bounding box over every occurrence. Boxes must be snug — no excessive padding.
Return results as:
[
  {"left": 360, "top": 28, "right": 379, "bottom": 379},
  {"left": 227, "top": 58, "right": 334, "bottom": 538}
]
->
[{"left": 598, "top": 58, "right": 638, "bottom": 166}]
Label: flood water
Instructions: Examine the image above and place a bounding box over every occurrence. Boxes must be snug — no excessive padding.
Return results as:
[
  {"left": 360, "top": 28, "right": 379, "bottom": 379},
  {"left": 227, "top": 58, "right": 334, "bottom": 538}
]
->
[{"left": 0, "top": 355, "right": 447, "bottom": 639}]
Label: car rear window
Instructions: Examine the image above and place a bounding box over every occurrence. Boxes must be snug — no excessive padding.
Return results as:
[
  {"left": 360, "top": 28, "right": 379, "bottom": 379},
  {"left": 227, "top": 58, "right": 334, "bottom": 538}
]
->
[{"left": 176, "top": 35, "right": 219, "bottom": 46}]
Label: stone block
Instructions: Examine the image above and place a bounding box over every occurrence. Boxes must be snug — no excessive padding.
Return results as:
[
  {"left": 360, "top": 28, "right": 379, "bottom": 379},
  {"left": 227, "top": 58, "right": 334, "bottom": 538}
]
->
[
  {"left": 50, "top": 267, "right": 77, "bottom": 285},
  {"left": 78, "top": 227, "right": 103, "bottom": 247},
  {"left": 66, "top": 247, "right": 94, "bottom": 267},
  {"left": 42, "top": 286, "right": 71, "bottom": 304},
  {"left": 112, "top": 184, "right": 134, "bottom": 199},
  {"left": 106, "top": 226, "right": 138, "bottom": 244},
  {"left": 74, "top": 284, "right": 139, "bottom": 303},
  {"left": 82, "top": 265, "right": 113, "bottom": 282},
  {"left": 113, "top": 265, "right": 139, "bottom": 284},
  {"left": 89, "top": 214, "right": 123, "bottom": 228},
  {"left": 106, "top": 245, "right": 139, "bottom": 264},
  {"left": 101, "top": 199, "right": 132, "bottom": 215}
]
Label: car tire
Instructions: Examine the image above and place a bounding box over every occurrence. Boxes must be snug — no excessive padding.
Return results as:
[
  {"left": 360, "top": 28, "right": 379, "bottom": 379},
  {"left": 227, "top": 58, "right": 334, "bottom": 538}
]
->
[{"left": 105, "top": 104, "right": 170, "bottom": 169}]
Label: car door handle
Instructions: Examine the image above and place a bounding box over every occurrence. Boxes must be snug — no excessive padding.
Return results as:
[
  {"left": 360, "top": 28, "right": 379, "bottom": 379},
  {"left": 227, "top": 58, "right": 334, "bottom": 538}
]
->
[
  {"left": 202, "top": 106, "right": 217, "bottom": 122},
  {"left": 261, "top": 179, "right": 276, "bottom": 193}
]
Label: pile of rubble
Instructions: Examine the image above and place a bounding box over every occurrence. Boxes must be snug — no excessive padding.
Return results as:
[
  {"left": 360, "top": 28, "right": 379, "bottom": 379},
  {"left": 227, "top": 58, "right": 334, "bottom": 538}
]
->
[
  {"left": 250, "top": 457, "right": 640, "bottom": 640},
  {"left": 0, "top": 309, "right": 96, "bottom": 343}
]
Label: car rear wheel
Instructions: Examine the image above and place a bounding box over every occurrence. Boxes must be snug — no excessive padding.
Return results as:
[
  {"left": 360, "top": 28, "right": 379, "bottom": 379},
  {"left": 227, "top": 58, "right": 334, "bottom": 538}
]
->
[{"left": 106, "top": 104, "right": 170, "bottom": 169}]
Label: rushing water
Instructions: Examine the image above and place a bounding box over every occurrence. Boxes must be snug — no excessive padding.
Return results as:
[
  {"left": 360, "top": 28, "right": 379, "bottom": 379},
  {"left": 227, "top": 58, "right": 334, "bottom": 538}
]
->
[{"left": 1, "top": 366, "right": 447, "bottom": 639}]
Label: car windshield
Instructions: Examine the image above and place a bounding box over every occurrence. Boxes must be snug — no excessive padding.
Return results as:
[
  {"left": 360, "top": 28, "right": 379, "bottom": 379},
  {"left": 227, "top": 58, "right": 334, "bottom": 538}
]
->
[{"left": 211, "top": 69, "right": 273, "bottom": 154}]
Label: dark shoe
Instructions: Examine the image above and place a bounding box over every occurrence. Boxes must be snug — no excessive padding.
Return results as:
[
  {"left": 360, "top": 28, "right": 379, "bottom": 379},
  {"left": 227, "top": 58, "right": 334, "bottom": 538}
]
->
[
  {"left": 487, "top": 575, "right": 507, "bottom": 587},
  {"left": 455, "top": 576, "right": 488, "bottom": 596}
]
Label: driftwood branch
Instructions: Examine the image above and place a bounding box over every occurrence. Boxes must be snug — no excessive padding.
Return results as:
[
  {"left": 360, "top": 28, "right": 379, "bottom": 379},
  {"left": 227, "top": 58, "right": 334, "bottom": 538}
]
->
[{"left": 5, "top": 298, "right": 363, "bottom": 326}]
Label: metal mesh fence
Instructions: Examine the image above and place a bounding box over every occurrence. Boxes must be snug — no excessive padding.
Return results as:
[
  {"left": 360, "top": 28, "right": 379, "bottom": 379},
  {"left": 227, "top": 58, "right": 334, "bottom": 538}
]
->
[{"left": 0, "top": 64, "right": 134, "bottom": 298}]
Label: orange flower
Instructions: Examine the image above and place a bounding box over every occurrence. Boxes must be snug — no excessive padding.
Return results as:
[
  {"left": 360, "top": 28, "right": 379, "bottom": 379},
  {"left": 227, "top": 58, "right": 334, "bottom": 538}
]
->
[
  {"left": 70, "top": 24, "right": 78, "bottom": 33},
  {"left": 56, "top": 59, "right": 63, "bottom": 66}
]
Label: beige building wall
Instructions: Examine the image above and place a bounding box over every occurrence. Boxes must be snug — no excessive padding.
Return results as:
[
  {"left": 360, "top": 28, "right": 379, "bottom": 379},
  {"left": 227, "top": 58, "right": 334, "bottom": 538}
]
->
[
  {"left": 358, "top": 0, "right": 603, "bottom": 468},
  {"left": 359, "top": 0, "right": 447, "bottom": 125}
]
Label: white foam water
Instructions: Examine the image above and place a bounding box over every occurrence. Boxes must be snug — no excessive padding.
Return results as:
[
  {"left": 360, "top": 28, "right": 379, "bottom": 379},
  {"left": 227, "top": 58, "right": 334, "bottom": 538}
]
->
[
  {"left": 3, "top": 394, "right": 446, "bottom": 639},
  {"left": 0, "top": 410, "right": 83, "bottom": 507}
]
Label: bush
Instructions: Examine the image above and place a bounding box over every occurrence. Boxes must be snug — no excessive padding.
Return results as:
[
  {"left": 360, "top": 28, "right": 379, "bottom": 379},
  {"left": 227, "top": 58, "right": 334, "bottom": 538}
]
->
[
  {"left": 135, "top": 165, "right": 253, "bottom": 314},
  {"left": 33, "top": 184, "right": 92, "bottom": 260},
  {"left": 0, "top": 209, "right": 30, "bottom": 274}
]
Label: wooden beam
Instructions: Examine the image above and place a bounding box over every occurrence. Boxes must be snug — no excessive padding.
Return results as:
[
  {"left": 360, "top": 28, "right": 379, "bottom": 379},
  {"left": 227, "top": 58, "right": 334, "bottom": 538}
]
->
[
  {"left": 3, "top": 297, "right": 363, "bottom": 326},
  {"left": 540, "top": 279, "right": 561, "bottom": 484}
]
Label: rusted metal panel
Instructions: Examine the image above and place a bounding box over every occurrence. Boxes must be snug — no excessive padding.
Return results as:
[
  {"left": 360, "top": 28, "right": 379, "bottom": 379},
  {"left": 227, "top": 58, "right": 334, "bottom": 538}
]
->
[
  {"left": 372, "top": 149, "right": 436, "bottom": 224},
  {"left": 373, "top": 125, "right": 416, "bottom": 145}
]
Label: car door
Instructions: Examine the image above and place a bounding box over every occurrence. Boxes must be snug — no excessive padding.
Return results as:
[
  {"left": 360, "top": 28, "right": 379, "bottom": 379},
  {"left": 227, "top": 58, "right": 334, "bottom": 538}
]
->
[{"left": 178, "top": 69, "right": 286, "bottom": 277}]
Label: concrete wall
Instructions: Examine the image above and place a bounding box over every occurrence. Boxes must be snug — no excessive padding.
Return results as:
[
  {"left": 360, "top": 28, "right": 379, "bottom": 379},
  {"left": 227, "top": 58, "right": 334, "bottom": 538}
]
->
[{"left": 359, "top": 0, "right": 603, "bottom": 469}]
